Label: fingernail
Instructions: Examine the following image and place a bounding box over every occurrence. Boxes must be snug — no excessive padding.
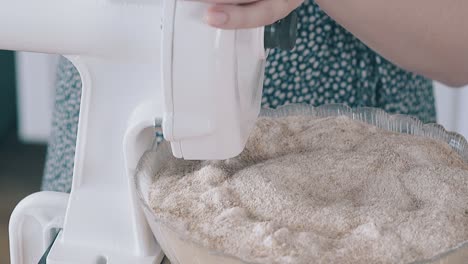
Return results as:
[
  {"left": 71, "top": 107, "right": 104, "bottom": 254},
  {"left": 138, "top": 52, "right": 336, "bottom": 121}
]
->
[{"left": 205, "top": 11, "right": 228, "bottom": 26}]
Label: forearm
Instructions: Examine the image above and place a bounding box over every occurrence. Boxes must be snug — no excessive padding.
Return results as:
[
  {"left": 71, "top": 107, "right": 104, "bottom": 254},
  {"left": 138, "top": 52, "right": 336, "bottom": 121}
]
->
[{"left": 315, "top": 0, "right": 468, "bottom": 87}]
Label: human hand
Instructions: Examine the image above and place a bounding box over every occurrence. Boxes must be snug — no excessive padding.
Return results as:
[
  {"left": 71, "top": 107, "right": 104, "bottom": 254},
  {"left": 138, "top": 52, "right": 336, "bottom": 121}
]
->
[{"left": 191, "top": 0, "right": 303, "bottom": 29}]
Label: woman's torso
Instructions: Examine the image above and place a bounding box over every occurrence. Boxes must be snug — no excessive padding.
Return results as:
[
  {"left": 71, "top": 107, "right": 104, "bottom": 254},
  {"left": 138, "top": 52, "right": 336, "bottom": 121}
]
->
[{"left": 263, "top": 0, "right": 435, "bottom": 123}]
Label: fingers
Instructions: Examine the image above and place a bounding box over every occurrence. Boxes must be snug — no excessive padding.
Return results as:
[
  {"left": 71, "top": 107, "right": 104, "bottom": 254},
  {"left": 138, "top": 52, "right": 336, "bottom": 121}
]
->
[
  {"left": 204, "top": 0, "right": 303, "bottom": 29},
  {"left": 188, "top": 0, "right": 257, "bottom": 4}
]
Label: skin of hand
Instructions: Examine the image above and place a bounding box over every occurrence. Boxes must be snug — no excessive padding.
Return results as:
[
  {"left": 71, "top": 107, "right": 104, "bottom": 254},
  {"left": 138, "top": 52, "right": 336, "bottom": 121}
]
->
[
  {"left": 314, "top": 0, "right": 468, "bottom": 87},
  {"left": 193, "top": 0, "right": 468, "bottom": 87},
  {"left": 192, "top": 0, "right": 304, "bottom": 29}
]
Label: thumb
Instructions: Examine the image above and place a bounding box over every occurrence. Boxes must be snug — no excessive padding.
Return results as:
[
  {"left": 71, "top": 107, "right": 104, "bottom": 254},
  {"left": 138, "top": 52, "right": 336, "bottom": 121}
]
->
[{"left": 205, "top": 0, "right": 303, "bottom": 29}]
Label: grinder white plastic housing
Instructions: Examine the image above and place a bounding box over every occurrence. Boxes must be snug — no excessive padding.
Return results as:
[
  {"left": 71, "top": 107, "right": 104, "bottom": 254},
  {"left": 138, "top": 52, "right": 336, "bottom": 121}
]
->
[{"left": 3, "top": 0, "right": 266, "bottom": 263}]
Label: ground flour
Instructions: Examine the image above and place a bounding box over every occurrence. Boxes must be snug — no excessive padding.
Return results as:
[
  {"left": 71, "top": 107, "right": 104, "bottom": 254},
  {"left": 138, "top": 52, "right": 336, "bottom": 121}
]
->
[{"left": 149, "top": 116, "right": 468, "bottom": 264}]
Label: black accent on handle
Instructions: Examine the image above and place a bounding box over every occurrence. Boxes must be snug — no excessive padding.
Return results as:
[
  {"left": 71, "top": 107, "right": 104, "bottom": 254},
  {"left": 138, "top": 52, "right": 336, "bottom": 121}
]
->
[
  {"left": 38, "top": 229, "right": 61, "bottom": 264},
  {"left": 264, "top": 11, "right": 299, "bottom": 50}
]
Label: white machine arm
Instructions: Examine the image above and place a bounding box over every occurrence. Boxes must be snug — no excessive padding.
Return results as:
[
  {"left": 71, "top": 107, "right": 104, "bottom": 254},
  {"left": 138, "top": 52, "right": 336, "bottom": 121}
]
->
[
  {"left": 4, "top": 0, "right": 165, "bottom": 263},
  {"left": 0, "top": 0, "right": 158, "bottom": 60}
]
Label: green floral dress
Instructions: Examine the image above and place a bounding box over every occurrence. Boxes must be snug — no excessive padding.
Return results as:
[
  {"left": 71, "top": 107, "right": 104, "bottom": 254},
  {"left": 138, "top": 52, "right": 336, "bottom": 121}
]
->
[{"left": 42, "top": 0, "right": 436, "bottom": 192}]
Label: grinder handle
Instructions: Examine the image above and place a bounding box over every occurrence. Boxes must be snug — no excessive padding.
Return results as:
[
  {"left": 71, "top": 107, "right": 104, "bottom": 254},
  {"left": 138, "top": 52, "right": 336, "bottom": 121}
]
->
[{"left": 264, "top": 11, "right": 299, "bottom": 50}]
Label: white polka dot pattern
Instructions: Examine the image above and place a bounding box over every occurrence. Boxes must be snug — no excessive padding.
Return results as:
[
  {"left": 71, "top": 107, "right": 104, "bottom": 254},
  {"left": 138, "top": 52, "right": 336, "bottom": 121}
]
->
[{"left": 262, "top": 0, "right": 435, "bottom": 123}]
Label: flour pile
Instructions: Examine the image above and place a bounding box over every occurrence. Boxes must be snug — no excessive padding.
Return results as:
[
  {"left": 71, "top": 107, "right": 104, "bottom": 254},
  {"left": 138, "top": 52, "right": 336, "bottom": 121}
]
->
[{"left": 149, "top": 116, "right": 468, "bottom": 264}]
